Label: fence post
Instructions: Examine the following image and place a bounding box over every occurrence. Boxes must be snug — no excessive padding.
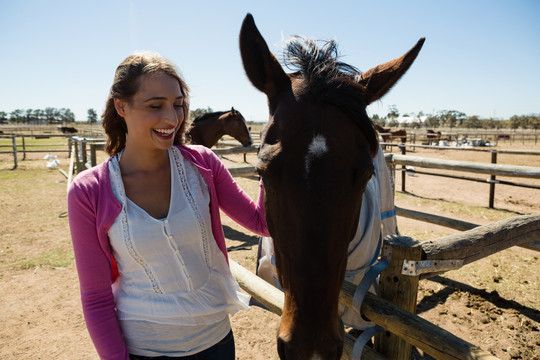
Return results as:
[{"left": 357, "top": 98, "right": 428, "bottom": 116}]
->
[
  {"left": 399, "top": 144, "right": 407, "bottom": 192},
  {"left": 489, "top": 151, "right": 497, "bottom": 208},
  {"left": 374, "top": 236, "right": 423, "bottom": 359},
  {"left": 89, "top": 143, "right": 97, "bottom": 168},
  {"left": 73, "top": 139, "right": 83, "bottom": 173},
  {"left": 67, "top": 137, "right": 72, "bottom": 158},
  {"left": 21, "top": 136, "right": 26, "bottom": 160},
  {"left": 81, "top": 140, "right": 88, "bottom": 169},
  {"left": 11, "top": 135, "right": 18, "bottom": 170}
]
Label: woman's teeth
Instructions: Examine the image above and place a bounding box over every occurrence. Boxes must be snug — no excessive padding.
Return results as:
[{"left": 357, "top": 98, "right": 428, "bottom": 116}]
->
[{"left": 154, "top": 128, "right": 175, "bottom": 137}]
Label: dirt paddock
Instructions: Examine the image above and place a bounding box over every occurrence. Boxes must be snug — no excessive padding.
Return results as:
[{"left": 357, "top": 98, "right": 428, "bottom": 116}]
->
[{"left": 0, "top": 141, "right": 538, "bottom": 359}]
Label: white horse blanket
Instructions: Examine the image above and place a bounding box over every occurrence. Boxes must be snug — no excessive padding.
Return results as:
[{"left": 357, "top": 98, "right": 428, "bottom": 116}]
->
[{"left": 256, "top": 144, "right": 399, "bottom": 329}]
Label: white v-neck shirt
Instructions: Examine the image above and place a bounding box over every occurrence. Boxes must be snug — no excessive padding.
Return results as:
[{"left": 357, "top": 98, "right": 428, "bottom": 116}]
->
[{"left": 107, "top": 147, "right": 249, "bottom": 356}]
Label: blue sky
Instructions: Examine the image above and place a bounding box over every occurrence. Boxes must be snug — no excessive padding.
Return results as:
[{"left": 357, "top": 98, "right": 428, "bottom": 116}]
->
[{"left": 1, "top": 0, "right": 539, "bottom": 122}]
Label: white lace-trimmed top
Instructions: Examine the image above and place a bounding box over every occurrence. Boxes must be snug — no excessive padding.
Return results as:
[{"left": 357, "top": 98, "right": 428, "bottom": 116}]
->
[{"left": 107, "top": 147, "right": 249, "bottom": 356}]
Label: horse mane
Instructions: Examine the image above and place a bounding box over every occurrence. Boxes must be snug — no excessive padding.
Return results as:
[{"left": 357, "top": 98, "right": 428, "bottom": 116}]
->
[
  {"left": 193, "top": 111, "right": 228, "bottom": 123},
  {"left": 283, "top": 36, "right": 379, "bottom": 156}
]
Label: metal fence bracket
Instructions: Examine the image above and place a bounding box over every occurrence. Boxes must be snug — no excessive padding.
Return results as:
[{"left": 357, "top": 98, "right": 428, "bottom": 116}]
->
[{"left": 401, "top": 259, "right": 464, "bottom": 276}]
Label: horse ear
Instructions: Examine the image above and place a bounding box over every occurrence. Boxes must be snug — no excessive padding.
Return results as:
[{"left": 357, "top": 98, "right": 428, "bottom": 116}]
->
[
  {"left": 239, "top": 13, "right": 291, "bottom": 99},
  {"left": 358, "top": 38, "right": 425, "bottom": 105}
]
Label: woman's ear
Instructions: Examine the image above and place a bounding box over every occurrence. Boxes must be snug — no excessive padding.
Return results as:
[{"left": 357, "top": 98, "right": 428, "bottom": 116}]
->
[{"left": 114, "top": 98, "right": 127, "bottom": 118}]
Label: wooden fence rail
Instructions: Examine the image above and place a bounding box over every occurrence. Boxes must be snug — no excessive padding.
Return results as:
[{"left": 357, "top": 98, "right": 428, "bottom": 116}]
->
[
  {"left": 395, "top": 207, "right": 540, "bottom": 252},
  {"left": 420, "top": 214, "right": 540, "bottom": 272},
  {"left": 385, "top": 153, "right": 540, "bottom": 209},
  {"left": 0, "top": 134, "right": 72, "bottom": 167},
  {"left": 382, "top": 142, "right": 540, "bottom": 156},
  {"left": 390, "top": 154, "right": 540, "bottom": 178}
]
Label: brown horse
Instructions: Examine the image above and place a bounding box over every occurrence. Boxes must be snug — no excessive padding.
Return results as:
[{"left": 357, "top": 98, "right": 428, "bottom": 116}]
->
[
  {"left": 187, "top": 107, "right": 252, "bottom": 148},
  {"left": 426, "top": 129, "right": 442, "bottom": 142},
  {"left": 240, "top": 14, "right": 424, "bottom": 360},
  {"left": 374, "top": 124, "right": 407, "bottom": 143}
]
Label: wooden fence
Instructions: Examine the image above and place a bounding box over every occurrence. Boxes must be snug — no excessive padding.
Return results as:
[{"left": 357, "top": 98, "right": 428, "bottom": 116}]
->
[
  {"left": 386, "top": 131, "right": 539, "bottom": 146},
  {"left": 230, "top": 213, "right": 539, "bottom": 360},
  {"left": 7, "top": 134, "right": 536, "bottom": 213},
  {"left": 0, "top": 134, "right": 73, "bottom": 170},
  {"left": 14, "top": 136, "right": 535, "bottom": 358},
  {"left": 385, "top": 149, "right": 540, "bottom": 208},
  {"left": 222, "top": 146, "right": 540, "bottom": 210}
]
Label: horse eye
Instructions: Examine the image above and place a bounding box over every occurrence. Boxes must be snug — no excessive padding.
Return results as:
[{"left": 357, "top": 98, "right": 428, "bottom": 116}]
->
[{"left": 352, "top": 167, "right": 373, "bottom": 186}]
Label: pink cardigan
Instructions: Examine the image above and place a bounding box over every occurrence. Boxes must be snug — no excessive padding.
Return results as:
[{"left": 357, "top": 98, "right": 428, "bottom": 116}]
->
[{"left": 68, "top": 145, "right": 269, "bottom": 359}]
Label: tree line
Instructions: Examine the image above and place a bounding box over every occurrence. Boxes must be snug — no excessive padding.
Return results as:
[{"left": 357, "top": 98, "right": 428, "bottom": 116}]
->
[
  {"left": 0, "top": 108, "right": 99, "bottom": 125},
  {"left": 372, "top": 106, "right": 540, "bottom": 130},
  {"left": 1, "top": 106, "right": 538, "bottom": 130}
]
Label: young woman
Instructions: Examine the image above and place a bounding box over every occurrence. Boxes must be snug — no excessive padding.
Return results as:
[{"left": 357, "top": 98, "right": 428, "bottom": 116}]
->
[{"left": 68, "top": 51, "right": 269, "bottom": 360}]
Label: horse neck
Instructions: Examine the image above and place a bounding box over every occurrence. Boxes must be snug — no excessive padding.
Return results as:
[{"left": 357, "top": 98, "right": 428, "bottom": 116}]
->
[{"left": 197, "top": 116, "right": 226, "bottom": 147}]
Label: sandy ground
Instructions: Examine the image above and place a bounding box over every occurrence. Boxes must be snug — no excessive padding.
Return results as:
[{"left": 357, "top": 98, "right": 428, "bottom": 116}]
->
[{"left": 0, "top": 142, "right": 538, "bottom": 359}]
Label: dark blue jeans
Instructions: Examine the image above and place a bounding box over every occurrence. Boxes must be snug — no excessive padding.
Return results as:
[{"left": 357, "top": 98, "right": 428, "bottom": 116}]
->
[{"left": 129, "top": 330, "right": 235, "bottom": 360}]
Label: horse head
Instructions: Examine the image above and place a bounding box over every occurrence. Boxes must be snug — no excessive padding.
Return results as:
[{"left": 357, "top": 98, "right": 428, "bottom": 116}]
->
[
  {"left": 240, "top": 13, "right": 423, "bottom": 360},
  {"left": 223, "top": 107, "right": 253, "bottom": 147}
]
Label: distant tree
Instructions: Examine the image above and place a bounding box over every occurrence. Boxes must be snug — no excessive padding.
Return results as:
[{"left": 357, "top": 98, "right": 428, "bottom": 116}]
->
[
  {"left": 424, "top": 114, "right": 440, "bottom": 128},
  {"left": 0, "top": 111, "right": 7, "bottom": 124},
  {"left": 189, "top": 106, "right": 213, "bottom": 121},
  {"left": 530, "top": 115, "right": 540, "bottom": 130},
  {"left": 462, "top": 115, "right": 482, "bottom": 129},
  {"left": 371, "top": 114, "right": 386, "bottom": 127},
  {"left": 87, "top": 108, "right": 98, "bottom": 124},
  {"left": 26, "top": 109, "right": 34, "bottom": 123},
  {"left": 387, "top": 118, "right": 399, "bottom": 127},
  {"left": 33, "top": 109, "right": 44, "bottom": 124},
  {"left": 387, "top": 105, "right": 399, "bottom": 120},
  {"left": 519, "top": 115, "right": 538, "bottom": 130},
  {"left": 482, "top": 118, "right": 497, "bottom": 130},
  {"left": 510, "top": 115, "right": 521, "bottom": 130},
  {"left": 438, "top": 110, "right": 466, "bottom": 129},
  {"left": 10, "top": 109, "right": 24, "bottom": 123},
  {"left": 409, "top": 118, "right": 422, "bottom": 129},
  {"left": 44, "top": 107, "right": 56, "bottom": 122},
  {"left": 57, "top": 108, "right": 75, "bottom": 124}
]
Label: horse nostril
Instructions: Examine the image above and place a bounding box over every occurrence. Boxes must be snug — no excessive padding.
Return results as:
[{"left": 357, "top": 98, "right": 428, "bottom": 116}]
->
[{"left": 277, "top": 337, "right": 288, "bottom": 360}]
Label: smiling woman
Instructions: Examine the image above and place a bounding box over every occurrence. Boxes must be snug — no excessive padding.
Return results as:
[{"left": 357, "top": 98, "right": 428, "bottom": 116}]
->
[
  {"left": 101, "top": 51, "right": 191, "bottom": 156},
  {"left": 67, "top": 50, "right": 270, "bottom": 360}
]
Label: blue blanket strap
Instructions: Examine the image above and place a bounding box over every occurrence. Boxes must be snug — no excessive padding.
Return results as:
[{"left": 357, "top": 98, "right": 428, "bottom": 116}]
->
[
  {"left": 352, "top": 259, "right": 389, "bottom": 311},
  {"left": 351, "top": 259, "right": 389, "bottom": 359},
  {"left": 351, "top": 325, "right": 385, "bottom": 359}
]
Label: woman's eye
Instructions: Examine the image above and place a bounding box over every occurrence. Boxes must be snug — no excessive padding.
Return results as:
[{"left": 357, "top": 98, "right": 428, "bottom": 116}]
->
[
  {"left": 150, "top": 104, "right": 161, "bottom": 109},
  {"left": 174, "top": 103, "right": 184, "bottom": 109}
]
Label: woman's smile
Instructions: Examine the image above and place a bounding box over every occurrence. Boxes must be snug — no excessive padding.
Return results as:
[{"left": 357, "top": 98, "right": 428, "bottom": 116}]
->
[{"left": 153, "top": 127, "right": 176, "bottom": 139}]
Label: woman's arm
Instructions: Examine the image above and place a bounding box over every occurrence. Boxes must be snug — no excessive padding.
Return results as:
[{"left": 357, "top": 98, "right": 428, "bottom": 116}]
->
[
  {"left": 206, "top": 150, "right": 270, "bottom": 237},
  {"left": 68, "top": 181, "right": 130, "bottom": 360}
]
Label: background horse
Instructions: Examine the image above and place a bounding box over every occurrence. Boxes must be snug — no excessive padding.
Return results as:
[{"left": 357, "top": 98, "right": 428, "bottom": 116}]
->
[
  {"left": 187, "top": 107, "right": 252, "bottom": 148},
  {"left": 426, "top": 129, "right": 442, "bottom": 143},
  {"left": 240, "top": 14, "right": 423, "bottom": 360},
  {"left": 374, "top": 123, "right": 407, "bottom": 143},
  {"left": 57, "top": 126, "right": 78, "bottom": 134}
]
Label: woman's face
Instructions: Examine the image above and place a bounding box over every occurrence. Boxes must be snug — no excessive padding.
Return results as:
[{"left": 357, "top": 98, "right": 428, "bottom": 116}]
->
[{"left": 116, "top": 72, "right": 184, "bottom": 153}]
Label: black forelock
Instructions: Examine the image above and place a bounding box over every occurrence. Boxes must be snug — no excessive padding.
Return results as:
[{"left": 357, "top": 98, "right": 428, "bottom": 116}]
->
[{"left": 281, "top": 36, "right": 378, "bottom": 156}]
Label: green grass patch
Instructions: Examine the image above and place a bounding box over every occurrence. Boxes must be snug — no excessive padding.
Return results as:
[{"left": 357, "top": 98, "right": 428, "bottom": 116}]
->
[{"left": 14, "top": 247, "right": 74, "bottom": 270}]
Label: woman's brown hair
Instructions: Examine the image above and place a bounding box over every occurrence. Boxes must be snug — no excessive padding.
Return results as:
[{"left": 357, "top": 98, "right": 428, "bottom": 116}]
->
[{"left": 102, "top": 51, "right": 190, "bottom": 155}]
